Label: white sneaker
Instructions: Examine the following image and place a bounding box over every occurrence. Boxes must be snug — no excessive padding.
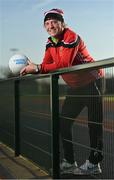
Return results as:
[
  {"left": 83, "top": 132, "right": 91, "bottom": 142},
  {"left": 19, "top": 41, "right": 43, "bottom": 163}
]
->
[
  {"left": 60, "top": 159, "right": 77, "bottom": 171},
  {"left": 60, "top": 159, "right": 82, "bottom": 174},
  {"left": 80, "top": 160, "right": 102, "bottom": 174}
]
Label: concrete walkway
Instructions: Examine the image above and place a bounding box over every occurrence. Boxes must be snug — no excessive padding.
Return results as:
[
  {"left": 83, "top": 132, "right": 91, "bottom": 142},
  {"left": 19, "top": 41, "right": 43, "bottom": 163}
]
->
[{"left": 0, "top": 143, "right": 51, "bottom": 179}]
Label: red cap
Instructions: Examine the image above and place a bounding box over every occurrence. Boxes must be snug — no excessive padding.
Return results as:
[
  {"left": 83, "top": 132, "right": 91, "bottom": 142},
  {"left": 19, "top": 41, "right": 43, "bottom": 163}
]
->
[
  {"left": 44, "top": 8, "right": 64, "bottom": 23},
  {"left": 44, "top": 8, "right": 64, "bottom": 16}
]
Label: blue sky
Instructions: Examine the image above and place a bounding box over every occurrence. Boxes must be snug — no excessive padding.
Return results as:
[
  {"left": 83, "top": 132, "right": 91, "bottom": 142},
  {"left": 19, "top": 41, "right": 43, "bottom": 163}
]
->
[{"left": 0, "top": 0, "right": 114, "bottom": 68}]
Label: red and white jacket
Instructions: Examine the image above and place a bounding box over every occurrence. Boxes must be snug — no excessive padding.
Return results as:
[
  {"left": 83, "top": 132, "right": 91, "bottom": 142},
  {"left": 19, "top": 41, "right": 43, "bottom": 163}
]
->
[{"left": 40, "top": 28, "right": 104, "bottom": 88}]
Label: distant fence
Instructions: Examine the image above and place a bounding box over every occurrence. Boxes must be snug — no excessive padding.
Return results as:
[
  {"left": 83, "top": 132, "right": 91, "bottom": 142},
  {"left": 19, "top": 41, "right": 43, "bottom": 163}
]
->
[{"left": 0, "top": 58, "right": 114, "bottom": 179}]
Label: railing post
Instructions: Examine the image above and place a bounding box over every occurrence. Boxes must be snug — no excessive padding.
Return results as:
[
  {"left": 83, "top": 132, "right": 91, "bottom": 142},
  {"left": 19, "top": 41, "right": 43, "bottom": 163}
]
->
[
  {"left": 14, "top": 80, "right": 20, "bottom": 156},
  {"left": 50, "top": 75, "right": 60, "bottom": 179}
]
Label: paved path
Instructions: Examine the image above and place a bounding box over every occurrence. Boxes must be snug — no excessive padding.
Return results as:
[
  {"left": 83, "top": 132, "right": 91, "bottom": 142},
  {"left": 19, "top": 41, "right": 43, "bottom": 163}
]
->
[{"left": 0, "top": 143, "right": 51, "bottom": 179}]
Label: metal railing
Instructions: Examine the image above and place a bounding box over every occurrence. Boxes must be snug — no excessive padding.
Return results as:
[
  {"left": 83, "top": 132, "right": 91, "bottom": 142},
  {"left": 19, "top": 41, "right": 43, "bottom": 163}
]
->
[{"left": 0, "top": 57, "right": 114, "bottom": 179}]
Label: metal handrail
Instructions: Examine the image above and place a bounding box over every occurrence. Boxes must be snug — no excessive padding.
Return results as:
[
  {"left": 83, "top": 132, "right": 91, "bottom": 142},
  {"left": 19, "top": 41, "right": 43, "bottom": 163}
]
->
[
  {"left": 52, "top": 57, "right": 114, "bottom": 75},
  {"left": 0, "top": 57, "right": 114, "bottom": 82}
]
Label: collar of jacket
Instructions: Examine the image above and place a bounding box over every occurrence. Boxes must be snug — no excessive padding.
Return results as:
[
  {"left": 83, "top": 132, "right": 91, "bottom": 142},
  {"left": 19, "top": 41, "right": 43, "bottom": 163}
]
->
[{"left": 48, "top": 28, "right": 66, "bottom": 45}]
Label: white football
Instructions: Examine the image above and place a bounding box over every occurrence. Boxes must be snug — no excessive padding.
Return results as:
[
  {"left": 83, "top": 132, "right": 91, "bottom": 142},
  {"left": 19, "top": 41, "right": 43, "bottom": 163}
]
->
[{"left": 9, "top": 54, "right": 28, "bottom": 75}]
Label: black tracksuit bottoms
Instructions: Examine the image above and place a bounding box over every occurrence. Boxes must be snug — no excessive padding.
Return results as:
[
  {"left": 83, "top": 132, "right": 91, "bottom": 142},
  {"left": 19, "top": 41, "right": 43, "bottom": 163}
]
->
[{"left": 60, "top": 80, "right": 103, "bottom": 164}]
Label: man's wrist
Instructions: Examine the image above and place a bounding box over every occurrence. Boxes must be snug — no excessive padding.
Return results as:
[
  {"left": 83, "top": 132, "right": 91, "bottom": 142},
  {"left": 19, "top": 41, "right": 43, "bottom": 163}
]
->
[{"left": 35, "top": 64, "right": 40, "bottom": 73}]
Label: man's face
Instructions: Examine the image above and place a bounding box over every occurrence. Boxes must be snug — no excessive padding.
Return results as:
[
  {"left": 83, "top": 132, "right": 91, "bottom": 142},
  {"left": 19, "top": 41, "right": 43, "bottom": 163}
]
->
[{"left": 44, "top": 19, "right": 64, "bottom": 37}]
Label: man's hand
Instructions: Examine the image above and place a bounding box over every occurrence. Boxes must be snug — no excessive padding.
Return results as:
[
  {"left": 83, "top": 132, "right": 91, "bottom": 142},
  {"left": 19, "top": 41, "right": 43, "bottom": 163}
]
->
[{"left": 20, "top": 60, "right": 40, "bottom": 76}]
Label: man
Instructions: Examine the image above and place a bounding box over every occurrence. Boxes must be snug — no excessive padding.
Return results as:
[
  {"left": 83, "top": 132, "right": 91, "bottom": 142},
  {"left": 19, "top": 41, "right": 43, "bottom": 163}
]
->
[{"left": 20, "top": 8, "right": 104, "bottom": 175}]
